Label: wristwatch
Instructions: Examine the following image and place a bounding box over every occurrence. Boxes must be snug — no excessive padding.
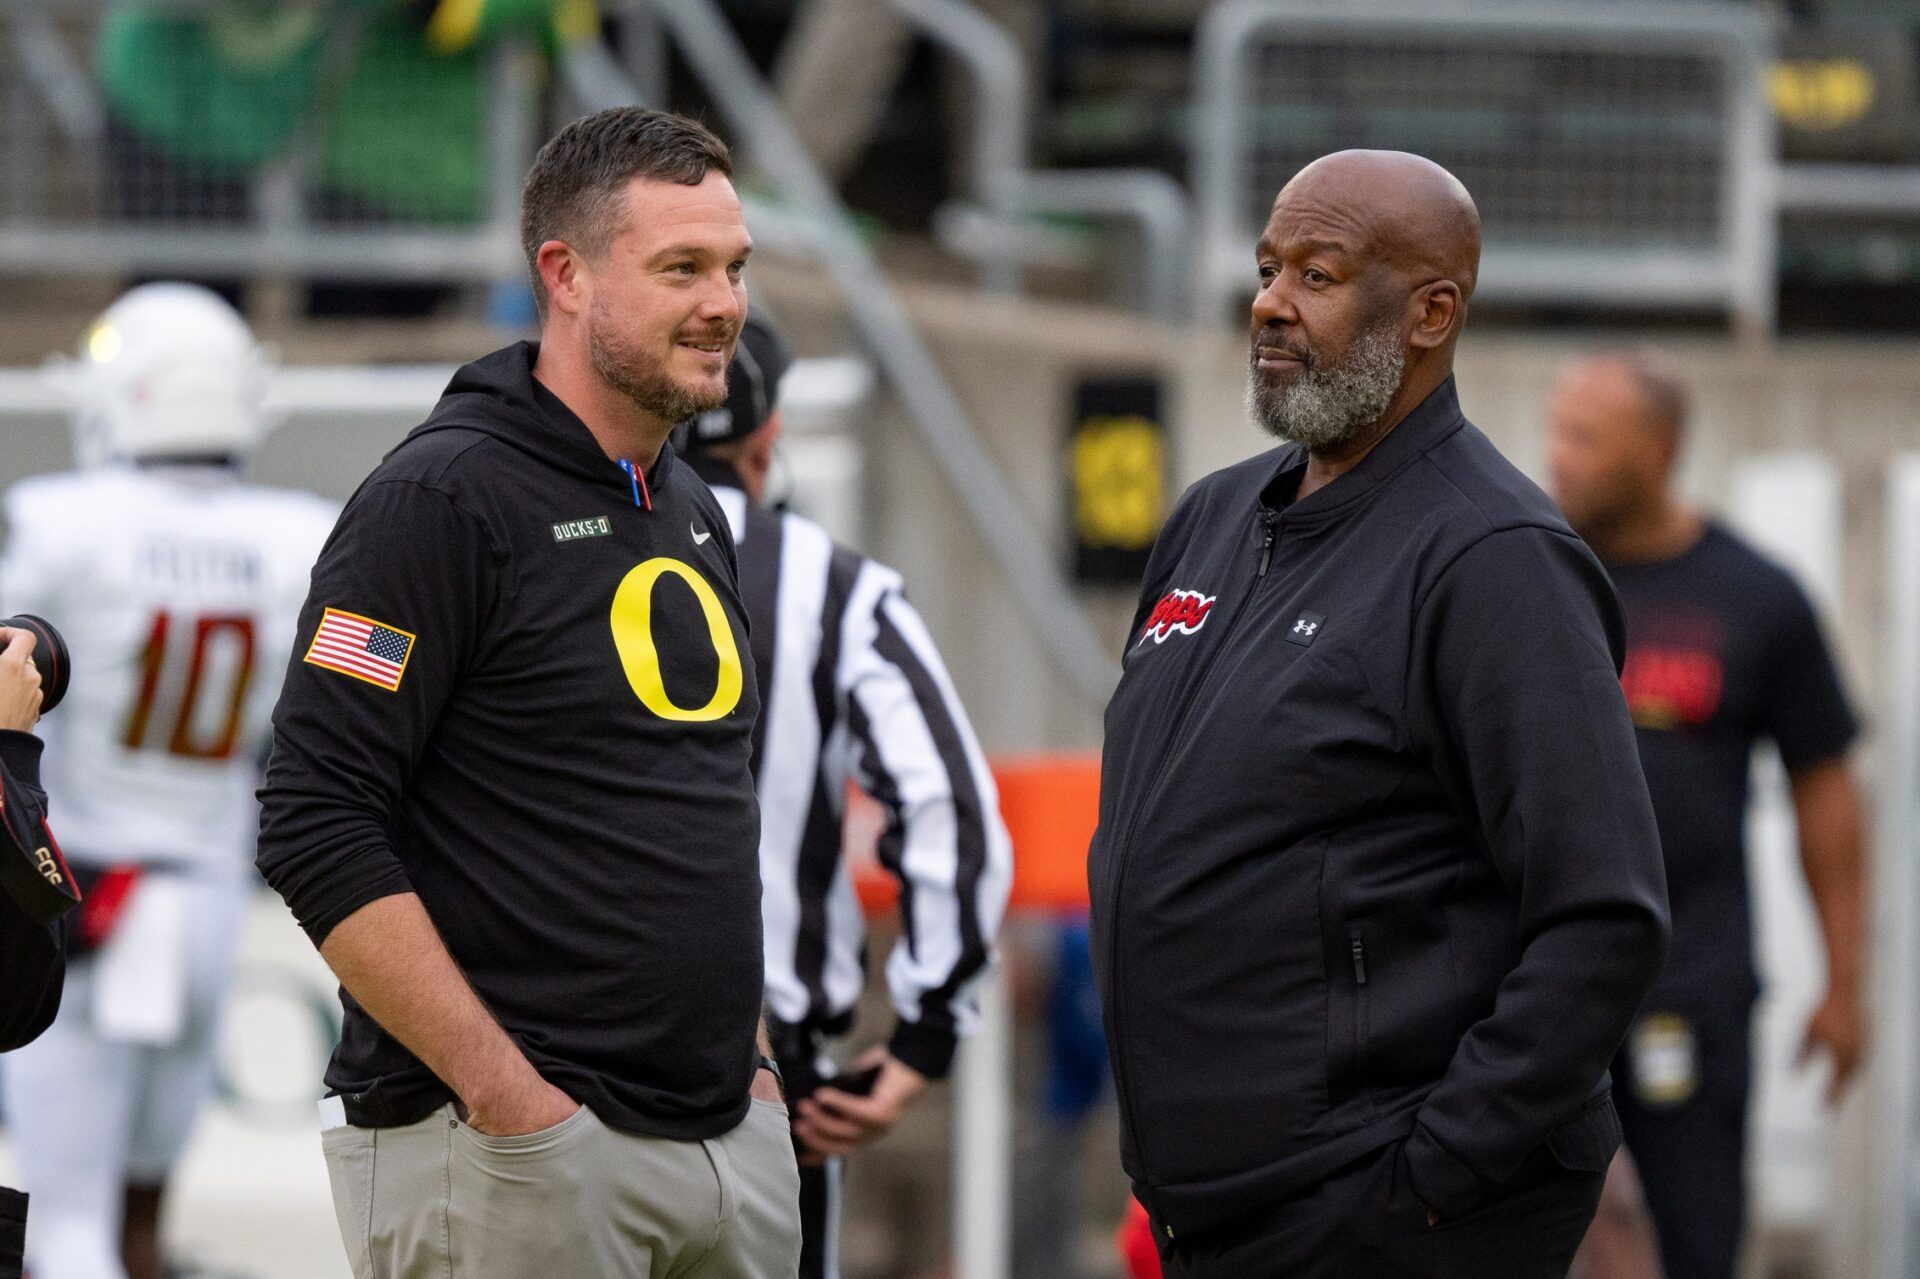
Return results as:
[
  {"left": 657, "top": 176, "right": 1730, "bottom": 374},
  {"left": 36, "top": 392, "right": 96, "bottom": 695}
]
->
[{"left": 755, "top": 1052, "right": 785, "bottom": 1098}]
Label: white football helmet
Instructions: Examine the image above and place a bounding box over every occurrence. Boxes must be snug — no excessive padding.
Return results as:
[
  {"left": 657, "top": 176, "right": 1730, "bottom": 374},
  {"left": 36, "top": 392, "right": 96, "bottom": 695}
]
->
[{"left": 45, "top": 283, "right": 271, "bottom": 468}]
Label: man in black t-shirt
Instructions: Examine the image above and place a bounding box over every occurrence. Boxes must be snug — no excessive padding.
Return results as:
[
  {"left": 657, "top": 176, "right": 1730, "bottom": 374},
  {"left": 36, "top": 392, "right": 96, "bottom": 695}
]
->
[{"left": 1547, "top": 352, "right": 1866, "bottom": 1279}]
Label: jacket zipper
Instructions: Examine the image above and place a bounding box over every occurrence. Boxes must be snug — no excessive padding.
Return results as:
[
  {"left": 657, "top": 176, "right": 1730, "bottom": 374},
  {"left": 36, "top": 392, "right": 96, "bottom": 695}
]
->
[{"left": 1104, "top": 507, "right": 1279, "bottom": 1239}]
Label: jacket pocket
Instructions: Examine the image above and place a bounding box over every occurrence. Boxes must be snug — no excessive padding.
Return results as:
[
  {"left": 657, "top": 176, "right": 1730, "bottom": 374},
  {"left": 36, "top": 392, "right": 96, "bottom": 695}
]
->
[
  {"left": 1327, "top": 897, "right": 1462, "bottom": 1093},
  {"left": 1326, "top": 926, "right": 1372, "bottom": 1100},
  {"left": 457, "top": 1103, "right": 593, "bottom": 1157},
  {"left": 1545, "top": 1093, "right": 1623, "bottom": 1173},
  {"left": 320, "top": 1125, "right": 375, "bottom": 1279},
  {"left": 1350, "top": 931, "right": 1371, "bottom": 1084}
]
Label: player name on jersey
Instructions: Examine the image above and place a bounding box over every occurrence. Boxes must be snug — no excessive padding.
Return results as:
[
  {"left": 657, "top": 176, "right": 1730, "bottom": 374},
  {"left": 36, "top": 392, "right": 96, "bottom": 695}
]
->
[{"left": 140, "top": 536, "right": 264, "bottom": 587}]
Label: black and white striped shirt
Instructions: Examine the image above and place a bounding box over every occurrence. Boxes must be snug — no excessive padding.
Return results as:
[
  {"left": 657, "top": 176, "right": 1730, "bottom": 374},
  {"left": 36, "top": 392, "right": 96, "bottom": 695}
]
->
[{"left": 705, "top": 470, "right": 1013, "bottom": 1079}]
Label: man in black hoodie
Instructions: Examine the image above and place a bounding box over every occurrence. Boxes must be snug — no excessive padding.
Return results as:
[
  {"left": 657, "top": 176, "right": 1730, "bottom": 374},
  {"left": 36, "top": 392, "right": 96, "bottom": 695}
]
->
[
  {"left": 1088, "top": 151, "right": 1669, "bottom": 1279},
  {"left": 257, "top": 108, "right": 799, "bottom": 1278}
]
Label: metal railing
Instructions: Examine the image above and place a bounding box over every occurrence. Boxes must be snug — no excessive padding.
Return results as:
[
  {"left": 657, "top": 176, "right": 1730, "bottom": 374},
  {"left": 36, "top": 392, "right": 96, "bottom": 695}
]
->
[
  {"left": 1881, "top": 459, "right": 1920, "bottom": 1279},
  {"left": 0, "top": 1, "right": 536, "bottom": 284},
  {"left": 1193, "top": 0, "right": 1778, "bottom": 335},
  {"left": 891, "top": 0, "right": 1194, "bottom": 324},
  {"left": 597, "top": 0, "right": 1194, "bottom": 322},
  {"left": 1779, "top": 163, "right": 1920, "bottom": 218}
]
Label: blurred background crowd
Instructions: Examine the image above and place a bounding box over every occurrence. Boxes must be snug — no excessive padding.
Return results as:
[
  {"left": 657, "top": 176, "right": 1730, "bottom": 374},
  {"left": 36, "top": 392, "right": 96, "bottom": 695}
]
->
[{"left": 4, "top": 1, "right": 1920, "bottom": 1277}]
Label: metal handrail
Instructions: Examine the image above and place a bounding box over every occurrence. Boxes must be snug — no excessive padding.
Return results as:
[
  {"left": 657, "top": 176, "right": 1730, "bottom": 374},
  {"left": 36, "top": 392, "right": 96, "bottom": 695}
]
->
[
  {"left": 10, "top": 9, "right": 103, "bottom": 144},
  {"left": 890, "top": 0, "right": 1193, "bottom": 324},
  {"left": 1880, "top": 459, "right": 1920, "bottom": 1279},
  {"left": 613, "top": 0, "right": 1118, "bottom": 712},
  {"left": 1192, "top": 0, "right": 1778, "bottom": 335},
  {"left": 1778, "top": 163, "right": 1920, "bottom": 218},
  {"left": 890, "top": 0, "right": 1025, "bottom": 297}
]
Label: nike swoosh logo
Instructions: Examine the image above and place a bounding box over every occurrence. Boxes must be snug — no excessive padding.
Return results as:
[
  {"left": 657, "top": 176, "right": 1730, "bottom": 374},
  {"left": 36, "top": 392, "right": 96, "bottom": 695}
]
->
[{"left": 692, "top": 524, "right": 712, "bottom": 545}]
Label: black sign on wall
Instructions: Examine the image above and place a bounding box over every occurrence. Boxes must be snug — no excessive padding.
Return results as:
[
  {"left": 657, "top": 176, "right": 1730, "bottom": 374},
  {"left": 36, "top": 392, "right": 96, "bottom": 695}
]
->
[{"left": 1069, "top": 375, "right": 1167, "bottom": 586}]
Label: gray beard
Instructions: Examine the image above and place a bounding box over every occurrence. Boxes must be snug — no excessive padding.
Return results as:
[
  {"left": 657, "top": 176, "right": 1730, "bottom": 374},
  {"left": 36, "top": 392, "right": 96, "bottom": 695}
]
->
[
  {"left": 587, "top": 304, "right": 728, "bottom": 426},
  {"left": 1246, "top": 319, "right": 1406, "bottom": 451}
]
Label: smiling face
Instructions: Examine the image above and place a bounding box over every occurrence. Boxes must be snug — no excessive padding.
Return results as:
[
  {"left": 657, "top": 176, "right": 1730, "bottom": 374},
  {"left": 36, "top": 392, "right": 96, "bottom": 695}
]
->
[{"left": 576, "top": 171, "right": 751, "bottom": 426}]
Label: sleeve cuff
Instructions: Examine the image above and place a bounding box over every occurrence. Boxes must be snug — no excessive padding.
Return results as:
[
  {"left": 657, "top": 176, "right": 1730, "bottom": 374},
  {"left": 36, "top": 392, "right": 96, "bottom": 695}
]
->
[
  {"left": 1403, "top": 1123, "right": 1493, "bottom": 1220},
  {"left": 299, "top": 867, "right": 416, "bottom": 947},
  {"left": 888, "top": 1019, "right": 959, "bottom": 1080},
  {"left": 0, "top": 731, "right": 43, "bottom": 789},
  {"left": 1780, "top": 732, "right": 1858, "bottom": 777}
]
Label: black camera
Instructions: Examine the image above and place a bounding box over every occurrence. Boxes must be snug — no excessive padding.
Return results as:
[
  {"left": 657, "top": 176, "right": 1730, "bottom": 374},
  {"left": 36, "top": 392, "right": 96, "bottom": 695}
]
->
[
  {"left": 0, "top": 615, "right": 68, "bottom": 714},
  {"left": 0, "top": 614, "right": 76, "bottom": 924}
]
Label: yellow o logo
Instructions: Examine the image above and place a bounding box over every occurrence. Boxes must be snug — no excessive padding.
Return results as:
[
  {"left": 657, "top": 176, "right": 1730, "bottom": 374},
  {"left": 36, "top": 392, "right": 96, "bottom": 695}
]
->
[{"left": 609, "top": 557, "right": 744, "bottom": 722}]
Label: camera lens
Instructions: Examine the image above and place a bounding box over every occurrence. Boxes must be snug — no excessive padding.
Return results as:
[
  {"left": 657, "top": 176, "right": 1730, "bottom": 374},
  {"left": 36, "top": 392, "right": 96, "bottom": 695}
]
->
[{"left": 0, "top": 615, "right": 68, "bottom": 714}]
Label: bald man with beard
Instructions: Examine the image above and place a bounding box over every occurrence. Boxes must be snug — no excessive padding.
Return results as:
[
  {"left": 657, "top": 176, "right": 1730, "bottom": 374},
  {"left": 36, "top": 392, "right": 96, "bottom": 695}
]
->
[{"left": 1087, "top": 151, "right": 1670, "bottom": 1279}]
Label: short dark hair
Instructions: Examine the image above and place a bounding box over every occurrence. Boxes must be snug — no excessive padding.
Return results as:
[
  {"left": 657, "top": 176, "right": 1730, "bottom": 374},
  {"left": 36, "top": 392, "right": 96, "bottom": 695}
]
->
[{"left": 520, "top": 107, "right": 733, "bottom": 318}]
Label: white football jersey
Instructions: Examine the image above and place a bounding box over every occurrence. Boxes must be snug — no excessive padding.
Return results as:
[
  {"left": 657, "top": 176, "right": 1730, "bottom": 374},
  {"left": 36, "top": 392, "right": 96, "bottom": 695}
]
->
[{"left": 0, "top": 466, "right": 337, "bottom": 871}]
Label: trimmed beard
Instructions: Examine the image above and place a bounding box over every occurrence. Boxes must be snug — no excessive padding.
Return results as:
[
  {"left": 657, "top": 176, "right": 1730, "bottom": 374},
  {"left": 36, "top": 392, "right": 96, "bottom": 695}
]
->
[
  {"left": 586, "top": 297, "right": 730, "bottom": 425},
  {"left": 1246, "top": 312, "right": 1406, "bottom": 451}
]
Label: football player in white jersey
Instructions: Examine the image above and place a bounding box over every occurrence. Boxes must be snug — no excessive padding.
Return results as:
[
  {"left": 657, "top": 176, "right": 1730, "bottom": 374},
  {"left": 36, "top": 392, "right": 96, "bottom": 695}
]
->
[{"left": 0, "top": 284, "right": 337, "bottom": 1279}]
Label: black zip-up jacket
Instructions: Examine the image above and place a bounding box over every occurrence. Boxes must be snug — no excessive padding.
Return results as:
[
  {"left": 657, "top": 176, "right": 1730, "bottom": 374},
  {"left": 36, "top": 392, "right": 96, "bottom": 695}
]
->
[
  {"left": 257, "top": 342, "right": 765, "bottom": 1140},
  {"left": 1088, "top": 378, "right": 1669, "bottom": 1236}
]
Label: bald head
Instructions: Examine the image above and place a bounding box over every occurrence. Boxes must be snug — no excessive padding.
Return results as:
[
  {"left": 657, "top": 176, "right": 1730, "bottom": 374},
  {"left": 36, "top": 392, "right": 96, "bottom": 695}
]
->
[
  {"left": 1547, "top": 350, "right": 1691, "bottom": 540},
  {"left": 1273, "top": 150, "right": 1481, "bottom": 303},
  {"left": 1560, "top": 350, "right": 1688, "bottom": 448},
  {"left": 1247, "top": 151, "right": 1481, "bottom": 453}
]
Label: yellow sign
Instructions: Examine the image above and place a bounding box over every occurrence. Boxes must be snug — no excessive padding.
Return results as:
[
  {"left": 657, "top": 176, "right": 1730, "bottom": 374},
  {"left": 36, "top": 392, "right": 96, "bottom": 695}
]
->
[
  {"left": 1073, "top": 414, "right": 1166, "bottom": 550},
  {"left": 1770, "top": 60, "right": 1878, "bottom": 131},
  {"left": 609, "top": 558, "right": 744, "bottom": 722}
]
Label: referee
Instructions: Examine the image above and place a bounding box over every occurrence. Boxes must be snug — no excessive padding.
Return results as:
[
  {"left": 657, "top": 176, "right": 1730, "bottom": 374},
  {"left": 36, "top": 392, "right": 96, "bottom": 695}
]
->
[{"left": 677, "top": 313, "right": 1013, "bottom": 1279}]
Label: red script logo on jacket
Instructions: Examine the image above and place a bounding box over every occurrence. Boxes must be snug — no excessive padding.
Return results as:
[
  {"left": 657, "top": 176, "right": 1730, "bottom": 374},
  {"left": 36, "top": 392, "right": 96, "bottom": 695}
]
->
[{"left": 1139, "top": 589, "right": 1216, "bottom": 646}]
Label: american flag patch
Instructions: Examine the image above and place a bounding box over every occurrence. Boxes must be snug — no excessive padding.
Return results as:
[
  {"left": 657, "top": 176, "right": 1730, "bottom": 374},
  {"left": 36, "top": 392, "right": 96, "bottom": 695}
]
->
[{"left": 304, "top": 608, "right": 416, "bottom": 692}]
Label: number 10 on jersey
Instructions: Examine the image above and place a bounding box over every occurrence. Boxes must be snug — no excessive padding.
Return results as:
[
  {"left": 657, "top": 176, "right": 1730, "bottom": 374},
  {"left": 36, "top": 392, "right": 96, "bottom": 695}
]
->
[{"left": 122, "top": 611, "right": 257, "bottom": 760}]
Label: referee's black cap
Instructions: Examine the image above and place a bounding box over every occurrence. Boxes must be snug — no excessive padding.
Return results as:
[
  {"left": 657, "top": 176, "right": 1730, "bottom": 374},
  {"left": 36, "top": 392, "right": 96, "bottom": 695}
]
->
[{"left": 683, "top": 311, "right": 792, "bottom": 453}]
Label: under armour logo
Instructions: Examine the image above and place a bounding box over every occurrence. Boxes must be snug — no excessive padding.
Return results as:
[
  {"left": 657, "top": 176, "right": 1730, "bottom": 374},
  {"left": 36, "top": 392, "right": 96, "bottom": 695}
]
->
[
  {"left": 1286, "top": 611, "right": 1325, "bottom": 648},
  {"left": 1292, "top": 619, "right": 1318, "bottom": 638}
]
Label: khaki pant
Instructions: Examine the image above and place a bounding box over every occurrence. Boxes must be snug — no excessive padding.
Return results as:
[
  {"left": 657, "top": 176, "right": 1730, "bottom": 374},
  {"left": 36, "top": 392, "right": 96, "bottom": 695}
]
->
[{"left": 321, "top": 1101, "right": 801, "bottom": 1278}]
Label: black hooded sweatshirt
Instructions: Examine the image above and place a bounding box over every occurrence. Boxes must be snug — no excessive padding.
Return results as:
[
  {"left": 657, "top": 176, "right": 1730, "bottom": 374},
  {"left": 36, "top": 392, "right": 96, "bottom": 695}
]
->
[{"left": 257, "top": 342, "right": 764, "bottom": 1139}]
